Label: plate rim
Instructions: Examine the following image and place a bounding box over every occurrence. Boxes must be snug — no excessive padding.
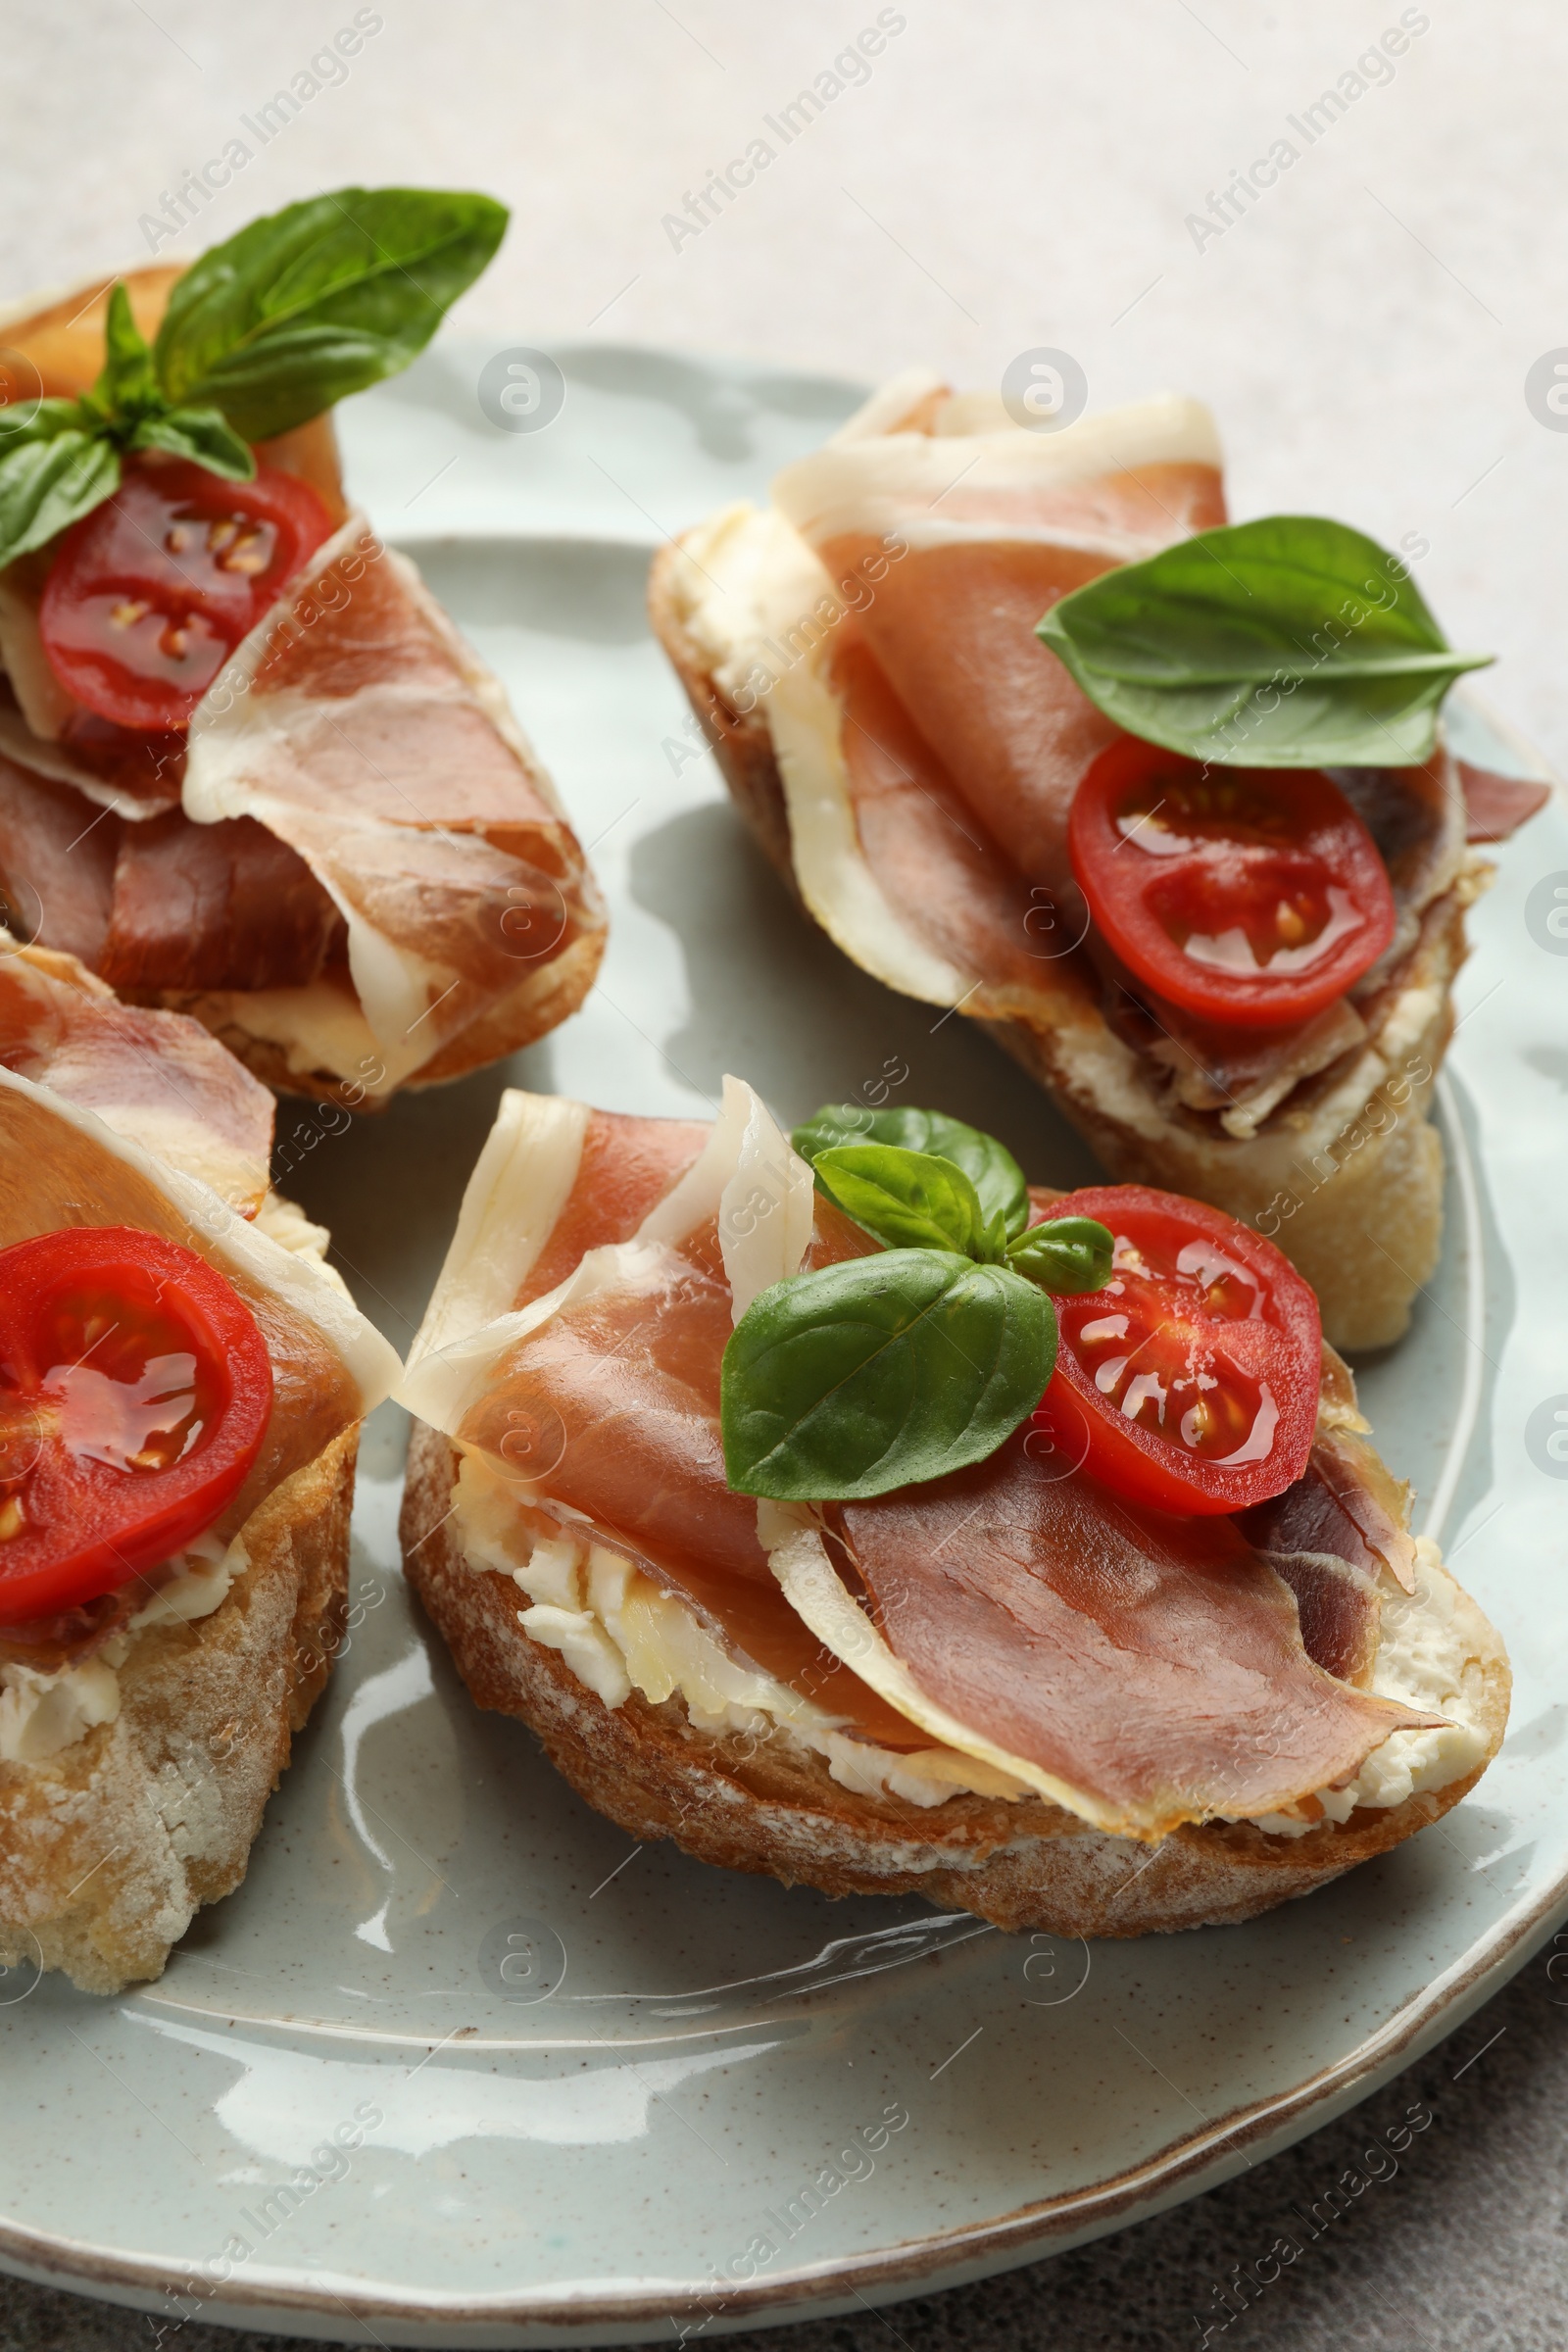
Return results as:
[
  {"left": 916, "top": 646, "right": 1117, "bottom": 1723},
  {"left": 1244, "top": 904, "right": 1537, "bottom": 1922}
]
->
[{"left": 1, "top": 1874, "right": 1562, "bottom": 2340}]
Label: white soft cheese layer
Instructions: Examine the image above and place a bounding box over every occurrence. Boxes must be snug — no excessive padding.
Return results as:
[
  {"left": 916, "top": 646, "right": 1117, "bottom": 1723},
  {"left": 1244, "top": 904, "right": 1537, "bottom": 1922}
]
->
[
  {"left": 0, "top": 1528, "right": 247, "bottom": 1766},
  {"left": 459, "top": 1465, "right": 1487, "bottom": 1836},
  {"left": 452, "top": 1452, "right": 1027, "bottom": 1809}
]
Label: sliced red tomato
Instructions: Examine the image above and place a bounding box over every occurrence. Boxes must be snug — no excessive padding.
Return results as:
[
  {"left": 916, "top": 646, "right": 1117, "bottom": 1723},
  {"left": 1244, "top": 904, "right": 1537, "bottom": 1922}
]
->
[
  {"left": 1068, "top": 737, "right": 1396, "bottom": 1028},
  {"left": 0, "top": 1227, "right": 272, "bottom": 1626},
  {"left": 1031, "top": 1184, "right": 1320, "bottom": 1515},
  {"left": 38, "top": 457, "right": 333, "bottom": 731}
]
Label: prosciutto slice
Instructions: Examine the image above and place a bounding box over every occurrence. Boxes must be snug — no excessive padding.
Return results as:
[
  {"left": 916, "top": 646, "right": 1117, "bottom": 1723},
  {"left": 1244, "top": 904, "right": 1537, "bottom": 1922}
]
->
[
  {"left": 1457, "top": 760, "right": 1553, "bottom": 843},
  {"left": 403, "top": 1081, "right": 1437, "bottom": 1832},
  {"left": 0, "top": 756, "right": 115, "bottom": 970},
  {"left": 773, "top": 393, "right": 1223, "bottom": 902},
  {"left": 0, "top": 938, "right": 274, "bottom": 1213},
  {"left": 100, "top": 809, "right": 345, "bottom": 993},
  {"left": 830, "top": 1448, "right": 1426, "bottom": 1836},
  {"left": 183, "top": 521, "right": 605, "bottom": 1085}
]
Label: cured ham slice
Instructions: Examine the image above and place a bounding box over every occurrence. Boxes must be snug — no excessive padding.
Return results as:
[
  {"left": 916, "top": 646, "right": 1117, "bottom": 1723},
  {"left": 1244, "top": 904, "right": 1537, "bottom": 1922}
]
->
[
  {"left": 773, "top": 393, "right": 1224, "bottom": 900},
  {"left": 826, "top": 1440, "right": 1428, "bottom": 1838},
  {"left": 0, "top": 676, "right": 184, "bottom": 818},
  {"left": 0, "top": 938, "right": 273, "bottom": 1213},
  {"left": 100, "top": 809, "right": 344, "bottom": 993},
  {"left": 402, "top": 1079, "right": 1439, "bottom": 1838},
  {"left": 0, "top": 756, "right": 115, "bottom": 970},
  {"left": 0, "top": 736, "right": 342, "bottom": 996},
  {"left": 184, "top": 520, "right": 605, "bottom": 1088},
  {"left": 1457, "top": 760, "right": 1553, "bottom": 842}
]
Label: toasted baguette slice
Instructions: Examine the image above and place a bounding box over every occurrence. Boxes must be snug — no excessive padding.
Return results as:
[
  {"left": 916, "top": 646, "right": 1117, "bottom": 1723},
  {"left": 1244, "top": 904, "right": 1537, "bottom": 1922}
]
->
[
  {"left": 0, "top": 970, "right": 398, "bottom": 1990},
  {"left": 0, "top": 1427, "right": 356, "bottom": 1994},
  {"left": 649, "top": 538, "right": 1480, "bottom": 1354},
  {"left": 400, "top": 1418, "right": 1508, "bottom": 1939}
]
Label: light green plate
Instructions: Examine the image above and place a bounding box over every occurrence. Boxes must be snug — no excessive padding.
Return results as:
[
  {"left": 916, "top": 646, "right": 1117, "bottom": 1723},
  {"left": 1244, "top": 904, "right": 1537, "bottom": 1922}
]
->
[{"left": 0, "top": 345, "right": 1563, "bottom": 2346}]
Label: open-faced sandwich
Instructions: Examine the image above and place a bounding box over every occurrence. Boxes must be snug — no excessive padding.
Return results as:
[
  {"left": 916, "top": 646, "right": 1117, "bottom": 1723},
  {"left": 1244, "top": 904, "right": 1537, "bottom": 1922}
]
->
[
  {"left": 397, "top": 1077, "right": 1507, "bottom": 1936},
  {"left": 649, "top": 372, "right": 1551, "bottom": 1348},
  {"left": 0, "top": 933, "right": 399, "bottom": 1989},
  {"left": 0, "top": 188, "right": 606, "bottom": 1105}
]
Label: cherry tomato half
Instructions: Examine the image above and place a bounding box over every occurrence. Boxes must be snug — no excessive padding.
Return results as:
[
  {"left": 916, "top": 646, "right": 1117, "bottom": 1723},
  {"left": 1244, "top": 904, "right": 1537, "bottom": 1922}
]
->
[
  {"left": 1030, "top": 1184, "right": 1321, "bottom": 1515},
  {"left": 38, "top": 457, "right": 333, "bottom": 731},
  {"left": 0, "top": 1227, "right": 272, "bottom": 1626},
  {"left": 1068, "top": 737, "right": 1396, "bottom": 1028}
]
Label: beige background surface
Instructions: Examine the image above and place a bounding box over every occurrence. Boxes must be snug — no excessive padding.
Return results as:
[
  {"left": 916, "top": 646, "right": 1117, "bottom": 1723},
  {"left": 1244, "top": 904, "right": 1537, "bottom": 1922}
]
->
[{"left": 2, "top": 3, "right": 1566, "bottom": 2345}]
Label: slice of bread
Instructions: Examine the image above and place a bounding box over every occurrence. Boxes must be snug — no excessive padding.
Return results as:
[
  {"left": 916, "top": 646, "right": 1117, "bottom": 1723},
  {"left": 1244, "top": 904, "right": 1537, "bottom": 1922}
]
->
[
  {"left": 0, "top": 1426, "right": 356, "bottom": 1994},
  {"left": 0, "top": 1003, "right": 396, "bottom": 1991},
  {"left": 400, "top": 1419, "right": 1509, "bottom": 1939},
  {"left": 648, "top": 538, "right": 1479, "bottom": 1353}
]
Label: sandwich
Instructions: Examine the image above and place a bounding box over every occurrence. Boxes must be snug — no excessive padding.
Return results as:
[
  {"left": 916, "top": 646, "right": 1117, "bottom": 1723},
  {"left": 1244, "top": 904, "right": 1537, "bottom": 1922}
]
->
[
  {"left": 0, "top": 935, "right": 399, "bottom": 1990},
  {"left": 397, "top": 1076, "right": 1507, "bottom": 1937},
  {"left": 648, "top": 371, "right": 1550, "bottom": 1348},
  {"left": 0, "top": 187, "right": 606, "bottom": 1106}
]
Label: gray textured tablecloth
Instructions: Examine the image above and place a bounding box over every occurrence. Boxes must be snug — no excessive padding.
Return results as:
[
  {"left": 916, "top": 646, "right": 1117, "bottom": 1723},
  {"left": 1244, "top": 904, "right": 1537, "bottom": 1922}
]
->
[{"left": 2, "top": 2, "right": 1563, "bottom": 2343}]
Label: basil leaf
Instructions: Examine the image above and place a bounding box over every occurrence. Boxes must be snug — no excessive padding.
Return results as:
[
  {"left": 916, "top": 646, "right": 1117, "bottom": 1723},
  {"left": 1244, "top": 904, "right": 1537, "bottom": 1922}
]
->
[
  {"left": 1037, "top": 514, "right": 1492, "bottom": 768},
  {"left": 131, "top": 406, "right": 255, "bottom": 479},
  {"left": 722, "top": 1250, "right": 1056, "bottom": 1500},
  {"left": 155, "top": 186, "right": 510, "bottom": 442},
  {"left": 811, "top": 1144, "right": 989, "bottom": 1257},
  {"left": 0, "top": 431, "right": 120, "bottom": 569},
  {"left": 0, "top": 398, "right": 82, "bottom": 450},
  {"left": 793, "top": 1105, "right": 1029, "bottom": 1242},
  {"left": 92, "top": 281, "right": 159, "bottom": 417},
  {"left": 1005, "top": 1214, "right": 1113, "bottom": 1294}
]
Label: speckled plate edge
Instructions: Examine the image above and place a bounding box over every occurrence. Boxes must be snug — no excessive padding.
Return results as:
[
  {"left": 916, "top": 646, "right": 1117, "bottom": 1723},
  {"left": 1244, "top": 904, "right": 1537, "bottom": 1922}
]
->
[{"left": 0, "top": 1858, "right": 1563, "bottom": 2345}]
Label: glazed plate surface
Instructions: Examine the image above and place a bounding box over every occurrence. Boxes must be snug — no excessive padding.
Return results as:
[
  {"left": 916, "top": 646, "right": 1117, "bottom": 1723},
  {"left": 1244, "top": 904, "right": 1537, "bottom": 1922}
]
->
[{"left": 1, "top": 346, "right": 1564, "bottom": 2346}]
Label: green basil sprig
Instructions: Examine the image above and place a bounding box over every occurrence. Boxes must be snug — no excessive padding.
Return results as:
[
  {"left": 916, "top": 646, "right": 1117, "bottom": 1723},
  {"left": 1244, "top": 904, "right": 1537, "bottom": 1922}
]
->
[
  {"left": 1036, "top": 514, "right": 1491, "bottom": 769},
  {"left": 0, "top": 284, "right": 253, "bottom": 568},
  {"left": 719, "top": 1107, "right": 1113, "bottom": 1502},
  {"left": 0, "top": 186, "right": 507, "bottom": 571}
]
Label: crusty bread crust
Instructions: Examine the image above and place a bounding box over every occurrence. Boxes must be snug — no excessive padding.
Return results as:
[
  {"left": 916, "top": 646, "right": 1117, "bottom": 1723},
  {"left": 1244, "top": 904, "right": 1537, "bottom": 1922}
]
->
[
  {"left": 0, "top": 1424, "right": 358, "bottom": 1994},
  {"left": 400, "top": 1421, "right": 1510, "bottom": 1938},
  {"left": 648, "top": 542, "right": 1457, "bottom": 1352}
]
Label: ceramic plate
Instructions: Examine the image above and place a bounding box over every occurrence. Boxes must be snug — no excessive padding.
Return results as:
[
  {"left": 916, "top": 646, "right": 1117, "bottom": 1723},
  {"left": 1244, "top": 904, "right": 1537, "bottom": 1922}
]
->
[{"left": 2, "top": 346, "right": 1565, "bottom": 2349}]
